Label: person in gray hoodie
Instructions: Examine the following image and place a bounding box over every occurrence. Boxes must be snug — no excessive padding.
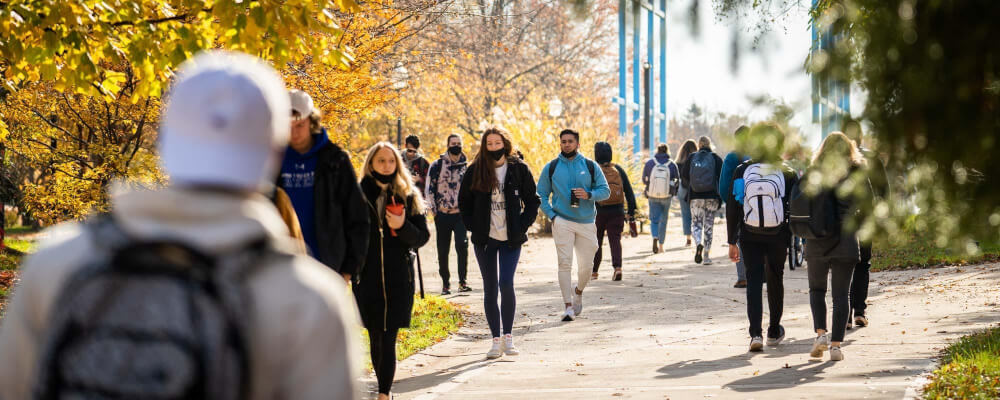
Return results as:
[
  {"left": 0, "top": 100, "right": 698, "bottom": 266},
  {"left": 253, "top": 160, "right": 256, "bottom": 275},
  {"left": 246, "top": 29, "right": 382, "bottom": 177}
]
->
[{"left": 426, "top": 134, "right": 471, "bottom": 295}]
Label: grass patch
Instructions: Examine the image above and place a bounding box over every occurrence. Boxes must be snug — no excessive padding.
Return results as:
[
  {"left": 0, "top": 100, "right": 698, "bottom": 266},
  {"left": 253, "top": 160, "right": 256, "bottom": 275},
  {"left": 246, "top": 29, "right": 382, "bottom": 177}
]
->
[
  {"left": 871, "top": 221, "right": 1000, "bottom": 271},
  {"left": 923, "top": 326, "right": 1000, "bottom": 399},
  {"left": 361, "top": 295, "right": 464, "bottom": 366},
  {"left": 5, "top": 239, "right": 35, "bottom": 254},
  {"left": 6, "top": 226, "right": 37, "bottom": 236}
]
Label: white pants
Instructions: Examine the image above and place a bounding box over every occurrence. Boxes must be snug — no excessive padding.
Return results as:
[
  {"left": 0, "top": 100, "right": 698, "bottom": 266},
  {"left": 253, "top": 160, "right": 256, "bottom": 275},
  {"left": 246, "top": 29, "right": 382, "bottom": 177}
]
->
[{"left": 552, "top": 217, "right": 599, "bottom": 304}]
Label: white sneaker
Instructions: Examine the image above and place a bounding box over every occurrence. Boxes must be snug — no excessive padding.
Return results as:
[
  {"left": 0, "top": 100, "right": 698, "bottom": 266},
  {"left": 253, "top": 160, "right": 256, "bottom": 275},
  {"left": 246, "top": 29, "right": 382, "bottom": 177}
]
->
[
  {"left": 702, "top": 257, "right": 713, "bottom": 265},
  {"left": 487, "top": 337, "right": 503, "bottom": 359},
  {"left": 766, "top": 326, "right": 786, "bottom": 346},
  {"left": 749, "top": 336, "right": 764, "bottom": 352},
  {"left": 562, "top": 306, "right": 575, "bottom": 321},
  {"left": 573, "top": 287, "right": 583, "bottom": 316},
  {"left": 810, "top": 334, "right": 830, "bottom": 358},
  {"left": 502, "top": 334, "right": 519, "bottom": 356},
  {"left": 830, "top": 346, "right": 844, "bottom": 361}
]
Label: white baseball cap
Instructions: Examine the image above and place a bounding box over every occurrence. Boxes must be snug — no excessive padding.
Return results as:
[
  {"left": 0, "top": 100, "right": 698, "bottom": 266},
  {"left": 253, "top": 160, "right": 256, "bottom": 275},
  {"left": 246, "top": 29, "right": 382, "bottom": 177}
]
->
[
  {"left": 289, "top": 89, "right": 314, "bottom": 120},
  {"left": 159, "top": 50, "right": 291, "bottom": 192}
]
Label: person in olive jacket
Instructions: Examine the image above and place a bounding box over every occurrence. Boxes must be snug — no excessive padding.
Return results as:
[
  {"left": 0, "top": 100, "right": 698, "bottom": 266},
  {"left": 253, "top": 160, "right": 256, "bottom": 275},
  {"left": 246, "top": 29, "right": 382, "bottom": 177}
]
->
[
  {"left": 458, "top": 128, "right": 541, "bottom": 360},
  {"left": 355, "top": 142, "right": 431, "bottom": 400}
]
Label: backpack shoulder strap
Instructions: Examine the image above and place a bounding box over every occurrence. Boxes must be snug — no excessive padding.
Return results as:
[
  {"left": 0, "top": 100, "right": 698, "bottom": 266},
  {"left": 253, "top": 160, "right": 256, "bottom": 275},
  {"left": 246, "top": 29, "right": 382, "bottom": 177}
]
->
[
  {"left": 546, "top": 159, "right": 559, "bottom": 182},
  {"left": 587, "top": 160, "right": 596, "bottom": 186}
]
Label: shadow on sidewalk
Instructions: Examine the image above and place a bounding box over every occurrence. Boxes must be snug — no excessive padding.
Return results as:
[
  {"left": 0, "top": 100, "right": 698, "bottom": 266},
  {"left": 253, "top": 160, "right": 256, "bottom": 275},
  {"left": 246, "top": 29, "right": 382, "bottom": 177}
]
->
[
  {"left": 393, "top": 358, "right": 495, "bottom": 394},
  {"left": 722, "top": 360, "right": 835, "bottom": 391},
  {"left": 655, "top": 353, "right": 761, "bottom": 380}
]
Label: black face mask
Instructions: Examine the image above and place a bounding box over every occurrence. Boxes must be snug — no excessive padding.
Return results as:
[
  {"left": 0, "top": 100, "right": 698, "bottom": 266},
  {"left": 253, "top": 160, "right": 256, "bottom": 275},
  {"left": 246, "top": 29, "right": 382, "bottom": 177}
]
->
[
  {"left": 448, "top": 146, "right": 462, "bottom": 156},
  {"left": 561, "top": 150, "right": 578, "bottom": 159},
  {"left": 488, "top": 149, "right": 505, "bottom": 161},
  {"left": 372, "top": 171, "right": 394, "bottom": 184}
]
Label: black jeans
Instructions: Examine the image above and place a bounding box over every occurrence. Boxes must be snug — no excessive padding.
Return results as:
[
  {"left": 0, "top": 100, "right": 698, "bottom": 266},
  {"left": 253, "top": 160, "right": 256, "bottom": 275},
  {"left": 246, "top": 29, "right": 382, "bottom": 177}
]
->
[
  {"left": 369, "top": 328, "right": 400, "bottom": 395},
  {"left": 594, "top": 211, "right": 625, "bottom": 272},
  {"left": 850, "top": 244, "right": 872, "bottom": 317},
  {"left": 434, "top": 213, "right": 468, "bottom": 288},
  {"left": 741, "top": 239, "right": 786, "bottom": 338},
  {"left": 808, "top": 258, "right": 855, "bottom": 342},
  {"left": 474, "top": 239, "right": 522, "bottom": 337}
]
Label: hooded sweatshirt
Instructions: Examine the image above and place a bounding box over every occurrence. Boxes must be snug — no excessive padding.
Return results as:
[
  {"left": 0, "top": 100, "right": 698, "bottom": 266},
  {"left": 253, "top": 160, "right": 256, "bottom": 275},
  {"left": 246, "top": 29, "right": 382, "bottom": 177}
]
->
[
  {"left": 642, "top": 152, "right": 679, "bottom": 195},
  {"left": 595, "top": 142, "right": 638, "bottom": 216},
  {"left": 536, "top": 153, "right": 611, "bottom": 224},
  {"left": 279, "top": 131, "right": 331, "bottom": 257},
  {"left": 0, "top": 185, "right": 362, "bottom": 400}
]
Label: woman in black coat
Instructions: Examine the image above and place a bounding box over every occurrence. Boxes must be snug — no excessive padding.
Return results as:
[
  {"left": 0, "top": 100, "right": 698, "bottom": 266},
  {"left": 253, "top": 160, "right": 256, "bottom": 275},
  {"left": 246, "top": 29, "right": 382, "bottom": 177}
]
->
[
  {"left": 458, "top": 128, "right": 540, "bottom": 359},
  {"left": 355, "top": 142, "right": 430, "bottom": 400}
]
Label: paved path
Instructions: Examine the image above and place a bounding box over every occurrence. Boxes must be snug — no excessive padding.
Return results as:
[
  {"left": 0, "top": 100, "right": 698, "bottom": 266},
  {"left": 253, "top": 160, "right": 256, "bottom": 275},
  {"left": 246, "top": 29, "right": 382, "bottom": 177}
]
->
[{"left": 378, "top": 215, "right": 1000, "bottom": 399}]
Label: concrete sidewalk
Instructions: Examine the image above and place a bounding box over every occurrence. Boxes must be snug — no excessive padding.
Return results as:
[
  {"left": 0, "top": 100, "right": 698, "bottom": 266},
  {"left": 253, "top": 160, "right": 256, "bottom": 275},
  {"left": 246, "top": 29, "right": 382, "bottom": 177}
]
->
[{"left": 381, "top": 216, "right": 1000, "bottom": 399}]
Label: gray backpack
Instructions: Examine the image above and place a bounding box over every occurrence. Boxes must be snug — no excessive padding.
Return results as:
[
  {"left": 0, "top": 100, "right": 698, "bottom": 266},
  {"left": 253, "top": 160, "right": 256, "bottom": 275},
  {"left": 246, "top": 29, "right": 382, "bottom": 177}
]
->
[
  {"left": 689, "top": 151, "right": 717, "bottom": 193},
  {"left": 34, "top": 216, "right": 279, "bottom": 400}
]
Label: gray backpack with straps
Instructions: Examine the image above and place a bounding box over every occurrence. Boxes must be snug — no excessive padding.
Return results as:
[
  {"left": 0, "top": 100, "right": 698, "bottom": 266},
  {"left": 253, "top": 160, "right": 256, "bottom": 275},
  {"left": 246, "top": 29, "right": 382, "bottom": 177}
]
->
[{"left": 33, "top": 215, "right": 281, "bottom": 400}]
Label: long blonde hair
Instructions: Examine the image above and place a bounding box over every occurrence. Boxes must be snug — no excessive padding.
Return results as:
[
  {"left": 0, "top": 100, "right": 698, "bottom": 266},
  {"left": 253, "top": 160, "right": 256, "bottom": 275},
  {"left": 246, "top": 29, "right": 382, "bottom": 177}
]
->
[
  {"left": 812, "top": 132, "right": 866, "bottom": 167},
  {"left": 363, "top": 141, "right": 426, "bottom": 215}
]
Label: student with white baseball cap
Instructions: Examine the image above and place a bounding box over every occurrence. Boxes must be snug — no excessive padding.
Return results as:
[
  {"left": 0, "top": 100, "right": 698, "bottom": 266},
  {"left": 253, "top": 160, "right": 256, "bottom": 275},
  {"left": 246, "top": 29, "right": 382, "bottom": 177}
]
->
[
  {"left": 0, "top": 50, "right": 363, "bottom": 400},
  {"left": 277, "top": 88, "right": 371, "bottom": 281}
]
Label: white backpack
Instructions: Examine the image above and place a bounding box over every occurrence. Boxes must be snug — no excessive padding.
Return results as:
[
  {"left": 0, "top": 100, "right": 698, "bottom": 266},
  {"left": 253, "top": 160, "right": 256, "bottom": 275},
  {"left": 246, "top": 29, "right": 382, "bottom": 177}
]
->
[
  {"left": 742, "top": 163, "right": 786, "bottom": 234},
  {"left": 647, "top": 161, "right": 675, "bottom": 199}
]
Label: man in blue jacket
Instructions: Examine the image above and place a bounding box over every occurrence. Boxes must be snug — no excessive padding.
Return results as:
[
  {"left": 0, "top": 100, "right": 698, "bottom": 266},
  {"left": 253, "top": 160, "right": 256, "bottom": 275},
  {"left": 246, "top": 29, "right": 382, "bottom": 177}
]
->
[
  {"left": 537, "top": 129, "right": 611, "bottom": 322},
  {"left": 719, "top": 126, "right": 751, "bottom": 288}
]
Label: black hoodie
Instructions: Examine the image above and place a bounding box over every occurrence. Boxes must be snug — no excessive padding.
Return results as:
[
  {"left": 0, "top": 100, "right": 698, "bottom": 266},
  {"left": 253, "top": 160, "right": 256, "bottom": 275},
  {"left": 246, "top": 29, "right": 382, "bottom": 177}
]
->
[{"left": 593, "top": 142, "right": 638, "bottom": 217}]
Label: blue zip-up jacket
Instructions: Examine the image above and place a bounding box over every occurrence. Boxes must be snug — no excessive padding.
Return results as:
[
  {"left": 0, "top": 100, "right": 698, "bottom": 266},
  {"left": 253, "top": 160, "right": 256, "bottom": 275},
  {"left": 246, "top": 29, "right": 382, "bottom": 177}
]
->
[
  {"left": 537, "top": 153, "right": 611, "bottom": 224},
  {"left": 719, "top": 151, "right": 750, "bottom": 204}
]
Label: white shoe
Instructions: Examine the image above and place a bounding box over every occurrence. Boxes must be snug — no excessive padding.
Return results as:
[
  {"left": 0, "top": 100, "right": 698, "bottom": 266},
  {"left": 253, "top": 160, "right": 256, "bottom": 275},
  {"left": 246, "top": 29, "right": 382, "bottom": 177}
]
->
[
  {"left": 502, "top": 334, "right": 519, "bottom": 356},
  {"left": 810, "top": 334, "right": 830, "bottom": 358},
  {"left": 830, "top": 346, "right": 844, "bottom": 361},
  {"left": 702, "top": 257, "right": 713, "bottom": 265},
  {"left": 573, "top": 287, "right": 583, "bottom": 316},
  {"left": 562, "top": 306, "right": 575, "bottom": 322},
  {"left": 749, "top": 336, "right": 764, "bottom": 352},
  {"left": 487, "top": 337, "right": 503, "bottom": 359},
  {"left": 766, "top": 326, "right": 785, "bottom": 346}
]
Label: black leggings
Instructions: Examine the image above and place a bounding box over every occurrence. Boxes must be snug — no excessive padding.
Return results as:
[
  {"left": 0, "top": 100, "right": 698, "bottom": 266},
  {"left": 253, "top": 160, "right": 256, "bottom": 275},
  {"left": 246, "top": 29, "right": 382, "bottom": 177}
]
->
[
  {"left": 741, "top": 240, "right": 786, "bottom": 338},
  {"left": 850, "top": 244, "right": 872, "bottom": 317},
  {"left": 808, "top": 258, "right": 854, "bottom": 342},
  {"left": 369, "top": 328, "right": 399, "bottom": 395}
]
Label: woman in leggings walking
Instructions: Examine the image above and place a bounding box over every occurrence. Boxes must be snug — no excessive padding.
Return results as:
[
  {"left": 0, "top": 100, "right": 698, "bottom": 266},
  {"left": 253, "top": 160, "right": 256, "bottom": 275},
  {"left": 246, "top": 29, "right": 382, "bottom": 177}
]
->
[
  {"left": 803, "top": 132, "right": 873, "bottom": 362},
  {"left": 459, "top": 128, "right": 541, "bottom": 359}
]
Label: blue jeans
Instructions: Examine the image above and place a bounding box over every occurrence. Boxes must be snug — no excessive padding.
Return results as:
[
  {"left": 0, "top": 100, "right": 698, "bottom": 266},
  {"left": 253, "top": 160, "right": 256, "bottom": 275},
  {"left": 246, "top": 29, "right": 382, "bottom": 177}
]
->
[
  {"left": 648, "top": 197, "right": 673, "bottom": 241},
  {"left": 474, "top": 239, "right": 522, "bottom": 337},
  {"left": 677, "top": 187, "right": 692, "bottom": 236}
]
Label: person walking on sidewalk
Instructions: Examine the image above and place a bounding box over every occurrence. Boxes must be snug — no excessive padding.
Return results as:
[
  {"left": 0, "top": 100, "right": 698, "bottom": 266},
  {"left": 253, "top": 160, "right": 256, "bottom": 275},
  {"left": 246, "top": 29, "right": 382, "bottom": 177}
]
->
[
  {"left": 357, "top": 142, "right": 431, "bottom": 399},
  {"left": 594, "top": 141, "right": 639, "bottom": 280},
  {"left": 681, "top": 136, "right": 724, "bottom": 265},
  {"left": 642, "top": 144, "right": 679, "bottom": 254},
  {"left": 719, "top": 126, "right": 752, "bottom": 288},
  {"left": 792, "top": 132, "right": 874, "bottom": 362},
  {"left": 0, "top": 51, "right": 363, "bottom": 400},
  {"left": 675, "top": 140, "right": 698, "bottom": 247},
  {"left": 278, "top": 89, "right": 370, "bottom": 281},
  {"left": 726, "top": 123, "right": 799, "bottom": 353},
  {"left": 537, "top": 129, "right": 611, "bottom": 322},
  {"left": 426, "top": 134, "right": 471, "bottom": 295},
  {"left": 459, "top": 128, "right": 541, "bottom": 359},
  {"left": 844, "top": 129, "right": 890, "bottom": 330},
  {"left": 403, "top": 134, "right": 431, "bottom": 192}
]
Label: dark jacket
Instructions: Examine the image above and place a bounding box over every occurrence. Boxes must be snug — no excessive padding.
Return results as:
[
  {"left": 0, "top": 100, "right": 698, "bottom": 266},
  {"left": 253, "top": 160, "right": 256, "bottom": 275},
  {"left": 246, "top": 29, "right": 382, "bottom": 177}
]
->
[
  {"left": 458, "top": 157, "right": 541, "bottom": 247},
  {"left": 404, "top": 154, "right": 431, "bottom": 192},
  {"left": 725, "top": 160, "right": 799, "bottom": 246},
  {"left": 355, "top": 177, "right": 431, "bottom": 331},
  {"left": 803, "top": 167, "right": 874, "bottom": 263},
  {"left": 642, "top": 153, "right": 680, "bottom": 198},
  {"left": 680, "top": 148, "right": 724, "bottom": 202},
  {"left": 278, "top": 139, "right": 370, "bottom": 276}
]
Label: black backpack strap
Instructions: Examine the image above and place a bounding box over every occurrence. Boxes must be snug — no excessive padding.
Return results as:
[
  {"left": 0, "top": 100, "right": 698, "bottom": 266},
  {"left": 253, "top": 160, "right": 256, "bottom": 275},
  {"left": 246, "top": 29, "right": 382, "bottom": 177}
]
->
[
  {"left": 546, "top": 159, "right": 559, "bottom": 183},
  {"left": 587, "top": 160, "right": 596, "bottom": 186}
]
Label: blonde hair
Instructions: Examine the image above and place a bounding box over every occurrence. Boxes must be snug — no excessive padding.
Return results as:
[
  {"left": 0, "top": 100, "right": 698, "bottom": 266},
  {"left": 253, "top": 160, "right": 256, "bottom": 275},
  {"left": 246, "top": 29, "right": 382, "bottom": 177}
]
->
[
  {"left": 812, "top": 132, "right": 866, "bottom": 167},
  {"left": 698, "top": 136, "right": 713, "bottom": 150},
  {"left": 362, "top": 142, "right": 426, "bottom": 215}
]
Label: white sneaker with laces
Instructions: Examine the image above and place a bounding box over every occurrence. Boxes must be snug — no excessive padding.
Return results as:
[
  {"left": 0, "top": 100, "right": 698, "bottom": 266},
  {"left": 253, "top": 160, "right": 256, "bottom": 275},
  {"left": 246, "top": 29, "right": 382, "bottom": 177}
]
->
[
  {"left": 573, "top": 287, "right": 583, "bottom": 316},
  {"left": 830, "top": 346, "right": 844, "bottom": 361},
  {"left": 810, "top": 334, "right": 830, "bottom": 358},
  {"left": 749, "top": 336, "right": 764, "bottom": 352},
  {"left": 502, "top": 334, "right": 519, "bottom": 356},
  {"left": 487, "top": 337, "right": 503, "bottom": 359},
  {"left": 562, "top": 306, "right": 575, "bottom": 321}
]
